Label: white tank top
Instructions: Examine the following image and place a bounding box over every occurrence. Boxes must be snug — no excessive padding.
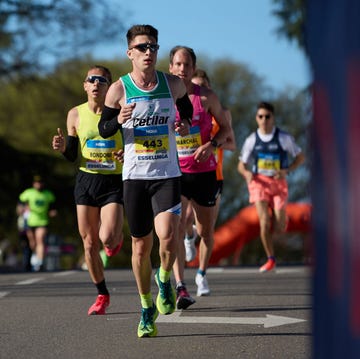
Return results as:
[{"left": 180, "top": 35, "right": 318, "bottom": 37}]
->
[{"left": 120, "top": 71, "right": 181, "bottom": 180}]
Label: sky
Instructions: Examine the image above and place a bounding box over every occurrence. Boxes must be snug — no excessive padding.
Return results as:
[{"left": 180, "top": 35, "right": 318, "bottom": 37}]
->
[{"left": 95, "top": 0, "right": 311, "bottom": 91}]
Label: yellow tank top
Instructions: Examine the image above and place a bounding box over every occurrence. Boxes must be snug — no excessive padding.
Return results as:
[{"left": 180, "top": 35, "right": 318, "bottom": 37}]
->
[{"left": 77, "top": 102, "right": 123, "bottom": 175}]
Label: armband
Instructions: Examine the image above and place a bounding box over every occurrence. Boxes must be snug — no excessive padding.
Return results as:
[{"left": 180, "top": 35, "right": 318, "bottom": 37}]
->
[
  {"left": 176, "top": 94, "right": 193, "bottom": 126},
  {"left": 98, "top": 106, "right": 121, "bottom": 138},
  {"left": 63, "top": 136, "right": 79, "bottom": 162},
  {"left": 210, "top": 139, "right": 220, "bottom": 148}
]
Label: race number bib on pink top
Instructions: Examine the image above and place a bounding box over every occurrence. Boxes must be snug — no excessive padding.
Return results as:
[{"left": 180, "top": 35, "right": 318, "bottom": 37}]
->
[{"left": 176, "top": 125, "right": 201, "bottom": 158}]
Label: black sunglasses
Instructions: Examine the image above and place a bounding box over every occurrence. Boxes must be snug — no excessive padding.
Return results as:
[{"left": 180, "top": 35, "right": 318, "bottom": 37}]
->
[
  {"left": 130, "top": 43, "right": 160, "bottom": 53},
  {"left": 257, "top": 114, "right": 272, "bottom": 120},
  {"left": 86, "top": 75, "right": 110, "bottom": 85}
]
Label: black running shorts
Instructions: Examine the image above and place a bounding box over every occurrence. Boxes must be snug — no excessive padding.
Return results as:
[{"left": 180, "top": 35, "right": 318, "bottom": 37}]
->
[
  {"left": 123, "top": 177, "right": 181, "bottom": 237},
  {"left": 74, "top": 171, "right": 123, "bottom": 207},
  {"left": 181, "top": 171, "right": 219, "bottom": 207}
]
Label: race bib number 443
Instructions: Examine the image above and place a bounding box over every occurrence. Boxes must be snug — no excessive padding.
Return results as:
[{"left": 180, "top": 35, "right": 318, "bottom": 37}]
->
[{"left": 134, "top": 125, "right": 170, "bottom": 161}]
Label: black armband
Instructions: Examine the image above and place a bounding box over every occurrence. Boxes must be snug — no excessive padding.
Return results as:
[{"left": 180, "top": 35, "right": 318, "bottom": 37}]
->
[
  {"left": 210, "top": 139, "right": 221, "bottom": 148},
  {"left": 176, "top": 94, "right": 193, "bottom": 126},
  {"left": 63, "top": 136, "right": 79, "bottom": 162},
  {"left": 98, "top": 105, "right": 121, "bottom": 138}
]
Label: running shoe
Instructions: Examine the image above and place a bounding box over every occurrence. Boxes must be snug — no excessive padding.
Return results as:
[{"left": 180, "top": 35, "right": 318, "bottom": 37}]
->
[
  {"left": 176, "top": 284, "right": 196, "bottom": 310},
  {"left": 154, "top": 269, "right": 176, "bottom": 315},
  {"left": 259, "top": 258, "right": 276, "bottom": 273},
  {"left": 184, "top": 225, "right": 197, "bottom": 262},
  {"left": 104, "top": 240, "right": 123, "bottom": 257},
  {"left": 31, "top": 254, "right": 43, "bottom": 272},
  {"left": 137, "top": 303, "right": 159, "bottom": 338},
  {"left": 87, "top": 294, "right": 110, "bottom": 315},
  {"left": 195, "top": 273, "right": 210, "bottom": 296}
]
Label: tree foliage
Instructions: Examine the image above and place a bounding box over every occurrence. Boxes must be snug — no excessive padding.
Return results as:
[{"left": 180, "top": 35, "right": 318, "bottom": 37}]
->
[
  {"left": 272, "top": 0, "right": 306, "bottom": 50},
  {"left": 0, "top": 0, "right": 125, "bottom": 79}
]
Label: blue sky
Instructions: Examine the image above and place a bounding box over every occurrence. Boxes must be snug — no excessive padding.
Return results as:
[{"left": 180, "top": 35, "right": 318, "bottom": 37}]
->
[{"left": 96, "top": 0, "right": 311, "bottom": 91}]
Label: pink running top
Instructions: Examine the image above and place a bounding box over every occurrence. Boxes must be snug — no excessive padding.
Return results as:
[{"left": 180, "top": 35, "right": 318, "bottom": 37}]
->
[{"left": 176, "top": 84, "right": 217, "bottom": 173}]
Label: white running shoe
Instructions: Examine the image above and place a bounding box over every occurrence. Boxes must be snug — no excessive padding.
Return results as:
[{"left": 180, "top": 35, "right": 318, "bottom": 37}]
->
[
  {"left": 195, "top": 273, "right": 210, "bottom": 296},
  {"left": 184, "top": 225, "right": 197, "bottom": 262},
  {"left": 31, "top": 254, "right": 42, "bottom": 271}
]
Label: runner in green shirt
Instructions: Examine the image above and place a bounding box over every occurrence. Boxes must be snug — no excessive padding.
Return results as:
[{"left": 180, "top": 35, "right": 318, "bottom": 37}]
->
[{"left": 18, "top": 175, "right": 57, "bottom": 271}]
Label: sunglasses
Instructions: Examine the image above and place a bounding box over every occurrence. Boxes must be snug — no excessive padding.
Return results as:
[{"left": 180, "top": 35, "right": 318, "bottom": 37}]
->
[
  {"left": 257, "top": 114, "right": 272, "bottom": 120},
  {"left": 85, "top": 75, "right": 110, "bottom": 85},
  {"left": 130, "top": 43, "right": 160, "bottom": 53}
]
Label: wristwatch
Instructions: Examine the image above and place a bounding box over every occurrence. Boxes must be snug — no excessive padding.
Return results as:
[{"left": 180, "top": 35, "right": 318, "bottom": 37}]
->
[{"left": 210, "top": 139, "right": 219, "bottom": 148}]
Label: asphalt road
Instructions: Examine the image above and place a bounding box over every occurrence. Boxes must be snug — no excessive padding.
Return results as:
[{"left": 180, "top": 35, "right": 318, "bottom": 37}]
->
[{"left": 0, "top": 266, "right": 312, "bottom": 359}]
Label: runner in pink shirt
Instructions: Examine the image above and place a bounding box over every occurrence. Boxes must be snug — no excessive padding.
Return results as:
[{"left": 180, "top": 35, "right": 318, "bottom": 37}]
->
[{"left": 169, "top": 46, "right": 232, "bottom": 307}]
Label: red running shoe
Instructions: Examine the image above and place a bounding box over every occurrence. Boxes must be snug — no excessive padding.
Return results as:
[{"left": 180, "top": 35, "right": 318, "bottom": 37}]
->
[
  {"left": 88, "top": 294, "right": 110, "bottom": 315},
  {"left": 104, "top": 240, "right": 123, "bottom": 257},
  {"left": 259, "top": 258, "right": 276, "bottom": 273}
]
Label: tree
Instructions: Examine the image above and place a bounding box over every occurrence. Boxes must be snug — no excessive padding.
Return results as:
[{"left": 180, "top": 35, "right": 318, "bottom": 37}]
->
[
  {"left": 0, "top": 0, "right": 125, "bottom": 79},
  {"left": 272, "top": 0, "right": 306, "bottom": 50}
]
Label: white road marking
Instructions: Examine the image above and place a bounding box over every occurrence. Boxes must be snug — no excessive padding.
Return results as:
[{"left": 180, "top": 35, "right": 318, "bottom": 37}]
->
[
  {"left": 15, "top": 277, "right": 44, "bottom": 285},
  {"left": 157, "top": 311, "right": 306, "bottom": 328},
  {"left": 207, "top": 267, "right": 310, "bottom": 275},
  {"left": 53, "top": 270, "right": 77, "bottom": 277},
  {"left": 0, "top": 271, "right": 76, "bottom": 298}
]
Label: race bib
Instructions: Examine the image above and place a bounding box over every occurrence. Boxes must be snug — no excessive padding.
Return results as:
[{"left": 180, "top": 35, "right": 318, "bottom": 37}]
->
[
  {"left": 84, "top": 139, "right": 117, "bottom": 171},
  {"left": 176, "top": 125, "right": 201, "bottom": 158},
  {"left": 257, "top": 152, "right": 280, "bottom": 176},
  {"left": 134, "top": 125, "right": 170, "bottom": 162}
]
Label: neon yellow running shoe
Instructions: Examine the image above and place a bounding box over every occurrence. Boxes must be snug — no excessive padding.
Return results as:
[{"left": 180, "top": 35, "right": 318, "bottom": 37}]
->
[
  {"left": 137, "top": 303, "right": 159, "bottom": 338},
  {"left": 154, "top": 269, "right": 176, "bottom": 315}
]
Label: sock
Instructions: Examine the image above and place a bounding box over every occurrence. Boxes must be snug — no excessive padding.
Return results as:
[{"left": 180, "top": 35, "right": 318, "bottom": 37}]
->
[
  {"left": 176, "top": 281, "right": 185, "bottom": 289},
  {"left": 159, "top": 266, "right": 171, "bottom": 282},
  {"left": 197, "top": 269, "right": 206, "bottom": 277},
  {"left": 140, "top": 293, "right": 153, "bottom": 308},
  {"left": 100, "top": 249, "right": 109, "bottom": 268},
  {"left": 185, "top": 228, "right": 194, "bottom": 240},
  {"left": 268, "top": 256, "right": 276, "bottom": 262},
  {"left": 95, "top": 279, "right": 109, "bottom": 295}
]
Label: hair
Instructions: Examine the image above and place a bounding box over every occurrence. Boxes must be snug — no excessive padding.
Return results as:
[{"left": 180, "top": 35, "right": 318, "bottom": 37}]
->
[
  {"left": 88, "top": 65, "right": 112, "bottom": 83},
  {"left": 33, "top": 175, "right": 43, "bottom": 183},
  {"left": 126, "top": 24, "right": 158, "bottom": 46},
  {"left": 257, "top": 101, "right": 275, "bottom": 114},
  {"left": 192, "top": 68, "right": 211, "bottom": 87},
  {"left": 169, "top": 45, "right": 197, "bottom": 67}
]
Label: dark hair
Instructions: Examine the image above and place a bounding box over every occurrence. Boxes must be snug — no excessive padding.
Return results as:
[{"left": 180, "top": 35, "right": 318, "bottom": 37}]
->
[
  {"left": 126, "top": 24, "right": 158, "bottom": 46},
  {"left": 33, "top": 175, "right": 43, "bottom": 183},
  {"left": 88, "top": 65, "right": 112, "bottom": 83},
  {"left": 169, "top": 46, "right": 197, "bottom": 67},
  {"left": 192, "top": 68, "right": 210, "bottom": 86},
  {"left": 257, "top": 101, "right": 275, "bottom": 114}
]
